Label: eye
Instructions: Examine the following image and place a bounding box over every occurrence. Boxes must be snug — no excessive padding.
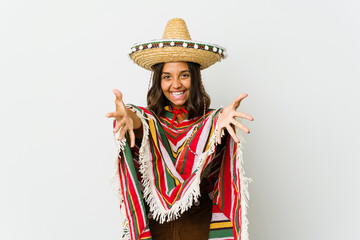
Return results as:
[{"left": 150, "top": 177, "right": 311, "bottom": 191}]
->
[
  {"left": 181, "top": 74, "right": 190, "bottom": 78},
  {"left": 162, "top": 75, "right": 171, "bottom": 79}
]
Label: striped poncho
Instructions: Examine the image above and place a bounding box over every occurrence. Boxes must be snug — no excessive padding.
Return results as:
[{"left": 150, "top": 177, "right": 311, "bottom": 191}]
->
[{"left": 111, "top": 105, "right": 251, "bottom": 240}]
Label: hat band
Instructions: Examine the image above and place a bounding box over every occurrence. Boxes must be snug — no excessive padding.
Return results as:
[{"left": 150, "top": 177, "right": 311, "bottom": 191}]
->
[{"left": 128, "top": 39, "right": 227, "bottom": 59}]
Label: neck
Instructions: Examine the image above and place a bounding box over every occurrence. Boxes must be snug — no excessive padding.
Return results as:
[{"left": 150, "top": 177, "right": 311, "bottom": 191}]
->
[
  {"left": 176, "top": 114, "right": 185, "bottom": 124},
  {"left": 171, "top": 105, "right": 186, "bottom": 110},
  {"left": 168, "top": 105, "right": 188, "bottom": 126}
]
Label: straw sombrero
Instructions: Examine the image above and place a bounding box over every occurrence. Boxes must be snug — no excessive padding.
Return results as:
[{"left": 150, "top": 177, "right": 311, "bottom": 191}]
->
[{"left": 128, "top": 18, "right": 227, "bottom": 71}]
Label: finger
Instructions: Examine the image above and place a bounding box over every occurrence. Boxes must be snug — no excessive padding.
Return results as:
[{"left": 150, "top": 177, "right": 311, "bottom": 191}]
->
[
  {"left": 233, "top": 111, "right": 254, "bottom": 121},
  {"left": 216, "top": 127, "right": 222, "bottom": 144},
  {"left": 231, "top": 119, "right": 250, "bottom": 134},
  {"left": 129, "top": 129, "right": 136, "bottom": 148},
  {"left": 113, "top": 89, "right": 127, "bottom": 112},
  {"left": 113, "top": 89, "right": 123, "bottom": 102},
  {"left": 118, "top": 127, "right": 127, "bottom": 142},
  {"left": 226, "top": 125, "right": 240, "bottom": 143},
  {"left": 105, "top": 112, "right": 113, "bottom": 118},
  {"left": 106, "top": 111, "right": 122, "bottom": 118},
  {"left": 232, "top": 93, "right": 248, "bottom": 110},
  {"left": 113, "top": 120, "right": 125, "bottom": 133},
  {"left": 113, "top": 120, "right": 120, "bottom": 133}
]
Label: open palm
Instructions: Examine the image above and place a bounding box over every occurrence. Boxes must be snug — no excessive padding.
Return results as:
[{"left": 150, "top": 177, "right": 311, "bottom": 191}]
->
[{"left": 216, "top": 93, "right": 254, "bottom": 144}]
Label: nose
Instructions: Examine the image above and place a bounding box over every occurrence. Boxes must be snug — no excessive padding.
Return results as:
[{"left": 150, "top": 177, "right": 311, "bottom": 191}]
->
[{"left": 172, "top": 77, "right": 182, "bottom": 88}]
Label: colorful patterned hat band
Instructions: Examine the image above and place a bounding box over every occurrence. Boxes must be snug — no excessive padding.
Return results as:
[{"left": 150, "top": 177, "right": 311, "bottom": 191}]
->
[{"left": 128, "top": 39, "right": 228, "bottom": 59}]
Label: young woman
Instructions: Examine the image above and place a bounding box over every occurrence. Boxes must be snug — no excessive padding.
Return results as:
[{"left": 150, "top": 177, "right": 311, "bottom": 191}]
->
[{"left": 106, "top": 18, "right": 254, "bottom": 240}]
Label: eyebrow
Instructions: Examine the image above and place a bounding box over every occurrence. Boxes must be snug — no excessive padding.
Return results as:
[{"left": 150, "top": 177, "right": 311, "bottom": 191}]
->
[{"left": 162, "top": 70, "right": 190, "bottom": 75}]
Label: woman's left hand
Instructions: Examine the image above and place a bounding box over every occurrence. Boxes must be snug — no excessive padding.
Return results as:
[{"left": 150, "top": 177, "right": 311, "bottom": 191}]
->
[{"left": 216, "top": 93, "right": 254, "bottom": 144}]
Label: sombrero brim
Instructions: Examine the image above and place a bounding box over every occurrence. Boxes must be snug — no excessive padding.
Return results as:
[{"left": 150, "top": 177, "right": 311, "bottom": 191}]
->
[{"left": 129, "top": 39, "right": 227, "bottom": 70}]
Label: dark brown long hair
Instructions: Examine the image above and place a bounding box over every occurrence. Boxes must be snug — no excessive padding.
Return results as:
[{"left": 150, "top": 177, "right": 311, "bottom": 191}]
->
[{"left": 147, "top": 62, "right": 211, "bottom": 119}]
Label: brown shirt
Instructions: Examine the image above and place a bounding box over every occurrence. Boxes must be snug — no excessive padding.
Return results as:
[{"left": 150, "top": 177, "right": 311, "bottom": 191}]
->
[{"left": 145, "top": 180, "right": 212, "bottom": 240}]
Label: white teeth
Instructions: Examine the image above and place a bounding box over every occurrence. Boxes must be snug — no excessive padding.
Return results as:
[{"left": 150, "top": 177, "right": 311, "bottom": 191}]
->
[{"left": 171, "top": 91, "right": 184, "bottom": 96}]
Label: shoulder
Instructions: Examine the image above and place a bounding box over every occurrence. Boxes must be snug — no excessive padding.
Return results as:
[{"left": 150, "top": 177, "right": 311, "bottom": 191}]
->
[
  {"left": 126, "top": 104, "right": 151, "bottom": 115},
  {"left": 206, "top": 108, "right": 223, "bottom": 119},
  {"left": 207, "top": 108, "right": 223, "bottom": 114},
  {"left": 126, "top": 104, "right": 161, "bottom": 121}
]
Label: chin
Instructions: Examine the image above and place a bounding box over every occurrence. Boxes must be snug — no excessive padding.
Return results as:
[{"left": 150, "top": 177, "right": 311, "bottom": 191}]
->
[
  {"left": 170, "top": 100, "right": 187, "bottom": 108},
  {"left": 172, "top": 103, "right": 186, "bottom": 108}
]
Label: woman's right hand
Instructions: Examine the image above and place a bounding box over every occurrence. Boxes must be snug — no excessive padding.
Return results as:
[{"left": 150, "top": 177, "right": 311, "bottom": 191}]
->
[{"left": 105, "top": 89, "right": 136, "bottom": 148}]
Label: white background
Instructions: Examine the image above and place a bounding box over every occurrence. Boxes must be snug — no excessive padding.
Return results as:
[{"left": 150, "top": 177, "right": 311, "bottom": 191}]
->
[{"left": 1, "top": 0, "right": 359, "bottom": 239}]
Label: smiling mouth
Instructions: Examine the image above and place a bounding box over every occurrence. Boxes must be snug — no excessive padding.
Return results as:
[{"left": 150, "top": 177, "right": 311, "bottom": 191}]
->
[
  {"left": 170, "top": 91, "right": 186, "bottom": 100},
  {"left": 171, "top": 91, "right": 185, "bottom": 96}
]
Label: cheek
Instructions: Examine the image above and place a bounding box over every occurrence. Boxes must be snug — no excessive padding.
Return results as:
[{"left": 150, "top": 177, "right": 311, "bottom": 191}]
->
[
  {"left": 185, "top": 79, "right": 191, "bottom": 90},
  {"left": 161, "top": 84, "right": 171, "bottom": 97},
  {"left": 160, "top": 81, "right": 167, "bottom": 92}
]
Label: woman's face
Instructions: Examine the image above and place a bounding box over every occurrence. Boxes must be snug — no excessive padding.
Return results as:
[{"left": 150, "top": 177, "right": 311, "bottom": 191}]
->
[{"left": 161, "top": 62, "right": 191, "bottom": 109}]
